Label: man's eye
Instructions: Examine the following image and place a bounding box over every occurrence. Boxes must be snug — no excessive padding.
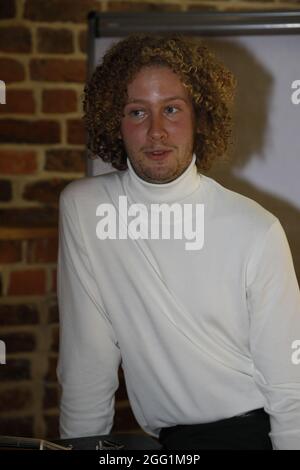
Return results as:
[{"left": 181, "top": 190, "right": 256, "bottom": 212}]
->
[
  {"left": 165, "top": 106, "right": 179, "bottom": 115},
  {"left": 126, "top": 106, "right": 179, "bottom": 118},
  {"left": 129, "top": 109, "right": 145, "bottom": 118}
]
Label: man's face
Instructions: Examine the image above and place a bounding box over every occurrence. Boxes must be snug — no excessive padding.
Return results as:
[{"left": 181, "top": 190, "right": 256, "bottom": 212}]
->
[{"left": 120, "top": 66, "right": 196, "bottom": 184}]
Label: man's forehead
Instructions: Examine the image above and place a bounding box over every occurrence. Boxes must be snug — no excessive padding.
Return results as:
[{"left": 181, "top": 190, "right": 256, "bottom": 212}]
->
[{"left": 126, "top": 95, "right": 189, "bottom": 104}]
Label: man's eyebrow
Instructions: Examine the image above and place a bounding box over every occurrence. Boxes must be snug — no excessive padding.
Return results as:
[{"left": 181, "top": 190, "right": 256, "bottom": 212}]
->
[{"left": 125, "top": 96, "right": 188, "bottom": 105}]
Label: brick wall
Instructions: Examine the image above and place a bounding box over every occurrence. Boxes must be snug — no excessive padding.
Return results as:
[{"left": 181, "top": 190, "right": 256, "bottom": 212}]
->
[{"left": 0, "top": 0, "right": 299, "bottom": 440}]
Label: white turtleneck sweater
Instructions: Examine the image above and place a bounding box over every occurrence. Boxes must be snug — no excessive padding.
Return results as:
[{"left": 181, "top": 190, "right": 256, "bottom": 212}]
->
[{"left": 57, "top": 154, "right": 300, "bottom": 449}]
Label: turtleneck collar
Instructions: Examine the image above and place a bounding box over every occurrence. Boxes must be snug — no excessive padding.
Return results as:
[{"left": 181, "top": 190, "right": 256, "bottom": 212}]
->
[{"left": 123, "top": 153, "right": 201, "bottom": 204}]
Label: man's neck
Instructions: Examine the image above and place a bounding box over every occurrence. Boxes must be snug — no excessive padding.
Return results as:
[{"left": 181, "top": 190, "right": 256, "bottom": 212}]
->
[{"left": 124, "top": 153, "right": 201, "bottom": 204}]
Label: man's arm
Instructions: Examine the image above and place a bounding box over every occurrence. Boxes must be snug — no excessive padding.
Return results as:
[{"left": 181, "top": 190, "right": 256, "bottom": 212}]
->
[
  {"left": 246, "top": 219, "right": 300, "bottom": 449},
  {"left": 57, "top": 187, "right": 121, "bottom": 438}
]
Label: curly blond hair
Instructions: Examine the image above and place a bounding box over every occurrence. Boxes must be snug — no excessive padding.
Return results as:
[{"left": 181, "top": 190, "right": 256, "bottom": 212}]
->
[{"left": 83, "top": 33, "right": 236, "bottom": 172}]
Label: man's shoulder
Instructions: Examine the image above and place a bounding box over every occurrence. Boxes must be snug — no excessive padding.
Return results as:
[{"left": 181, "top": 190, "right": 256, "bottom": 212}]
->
[
  {"left": 202, "top": 174, "right": 278, "bottom": 229},
  {"left": 59, "top": 170, "right": 123, "bottom": 206}
]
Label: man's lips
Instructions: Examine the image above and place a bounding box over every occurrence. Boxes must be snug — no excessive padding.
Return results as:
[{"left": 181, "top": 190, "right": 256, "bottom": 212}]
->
[{"left": 144, "top": 149, "right": 172, "bottom": 160}]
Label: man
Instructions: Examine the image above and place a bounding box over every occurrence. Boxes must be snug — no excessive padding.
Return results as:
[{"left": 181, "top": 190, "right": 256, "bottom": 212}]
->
[{"left": 57, "top": 34, "right": 300, "bottom": 449}]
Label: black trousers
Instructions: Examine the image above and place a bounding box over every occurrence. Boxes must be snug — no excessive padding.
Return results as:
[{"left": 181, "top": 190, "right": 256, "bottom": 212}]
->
[{"left": 158, "top": 408, "right": 273, "bottom": 450}]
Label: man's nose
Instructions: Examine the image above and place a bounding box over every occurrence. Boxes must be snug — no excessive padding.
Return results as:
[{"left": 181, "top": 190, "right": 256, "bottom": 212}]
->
[{"left": 148, "top": 114, "right": 167, "bottom": 140}]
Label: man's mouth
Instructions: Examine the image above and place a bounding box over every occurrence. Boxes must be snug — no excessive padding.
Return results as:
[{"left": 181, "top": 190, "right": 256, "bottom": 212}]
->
[{"left": 145, "top": 149, "right": 172, "bottom": 160}]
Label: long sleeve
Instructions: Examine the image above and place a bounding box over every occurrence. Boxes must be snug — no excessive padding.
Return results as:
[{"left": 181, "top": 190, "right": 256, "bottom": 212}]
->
[
  {"left": 57, "top": 188, "right": 121, "bottom": 438},
  {"left": 246, "top": 219, "right": 300, "bottom": 449}
]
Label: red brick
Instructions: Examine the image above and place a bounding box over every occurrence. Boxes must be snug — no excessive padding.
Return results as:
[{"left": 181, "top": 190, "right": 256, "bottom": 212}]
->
[
  {"left": 1, "top": 331, "right": 36, "bottom": 353},
  {"left": 51, "top": 325, "right": 59, "bottom": 353},
  {"left": 0, "top": 240, "right": 22, "bottom": 263},
  {"left": 0, "top": 0, "right": 16, "bottom": 19},
  {"left": 185, "top": 4, "right": 218, "bottom": 12},
  {"left": 0, "top": 358, "right": 31, "bottom": 380},
  {"left": 107, "top": 2, "right": 181, "bottom": 12},
  {"left": 45, "top": 356, "right": 58, "bottom": 382},
  {"left": 24, "top": 0, "right": 100, "bottom": 23},
  {"left": 0, "top": 150, "right": 37, "bottom": 174},
  {"left": 0, "top": 90, "right": 35, "bottom": 114},
  {"left": 37, "top": 28, "right": 74, "bottom": 54},
  {"left": 209, "top": 4, "right": 276, "bottom": 13},
  {"left": 112, "top": 405, "right": 140, "bottom": 432},
  {"left": 30, "top": 59, "right": 86, "bottom": 83},
  {"left": 67, "top": 119, "right": 86, "bottom": 145},
  {"left": 0, "top": 27, "right": 32, "bottom": 54},
  {"left": 0, "top": 207, "right": 58, "bottom": 228},
  {"left": 43, "top": 385, "right": 59, "bottom": 409},
  {"left": 0, "top": 119, "right": 60, "bottom": 144},
  {"left": 0, "top": 416, "right": 34, "bottom": 437},
  {"left": 48, "top": 304, "right": 59, "bottom": 324},
  {"left": 44, "top": 414, "right": 59, "bottom": 439},
  {"left": 7, "top": 269, "right": 46, "bottom": 296},
  {"left": 0, "top": 179, "right": 12, "bottom": 201},
  {"left": 26, "top": 237, "right": 58, "bottom": 263},
  {"left": 51, "top": 268, "right": 57, "bottom": 294},
  {"left": 78, "top": 29, "right": 87, "bottom": 53},
  {"left": 42, "top": 89, "right": 77, "bottom": 113},
  {"left": 0, "top": 387, "right": 33, "bottom": 413},
  {"left": 0, "top": 304, "right": 38, "bottom": 326},
  {"left": 23, "top": 178, "right": 71, "bottom": 204},
  {"left": 45, "top": 148, "right": 85, "bottom": 173},
  {"left": 0, "top": 58, "right": 25, "bottom": 83}
]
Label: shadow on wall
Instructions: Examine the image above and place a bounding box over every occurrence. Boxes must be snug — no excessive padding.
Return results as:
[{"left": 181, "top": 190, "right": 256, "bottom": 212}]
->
[{"left": 202, "top": 38, "right": 300, "bottom": 283}]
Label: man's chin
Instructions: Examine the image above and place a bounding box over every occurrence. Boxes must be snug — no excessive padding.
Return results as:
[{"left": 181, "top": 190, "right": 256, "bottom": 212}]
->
[{"left": 141, "top": 169, "right": 178, "bottom": 184}]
